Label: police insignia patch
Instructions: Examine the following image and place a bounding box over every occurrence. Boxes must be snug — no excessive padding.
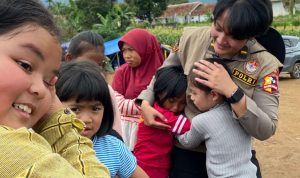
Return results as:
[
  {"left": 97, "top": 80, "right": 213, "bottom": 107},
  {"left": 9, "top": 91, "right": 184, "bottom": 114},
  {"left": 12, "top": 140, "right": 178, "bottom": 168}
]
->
[
  {"left": 232, "top": 68, "right": 257, "bottom": 86},
  {"left": 244, "top": 60, "right": 259, "bottom": 74},
  {"left": 262, "top": 71, "right": 279, "bottom": 93}
]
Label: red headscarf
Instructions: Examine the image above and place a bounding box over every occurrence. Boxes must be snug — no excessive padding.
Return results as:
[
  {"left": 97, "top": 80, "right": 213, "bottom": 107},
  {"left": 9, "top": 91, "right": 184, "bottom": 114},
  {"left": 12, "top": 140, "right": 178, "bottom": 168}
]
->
[{"left": 112, "top": 28, "right": 164, "bottom": 99}]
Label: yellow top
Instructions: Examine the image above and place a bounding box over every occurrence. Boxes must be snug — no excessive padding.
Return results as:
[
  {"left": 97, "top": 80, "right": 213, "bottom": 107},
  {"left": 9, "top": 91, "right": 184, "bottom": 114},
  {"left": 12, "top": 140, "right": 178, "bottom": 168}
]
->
[{"left": 0, "top": 108, "right": 110, "bottom": 178}]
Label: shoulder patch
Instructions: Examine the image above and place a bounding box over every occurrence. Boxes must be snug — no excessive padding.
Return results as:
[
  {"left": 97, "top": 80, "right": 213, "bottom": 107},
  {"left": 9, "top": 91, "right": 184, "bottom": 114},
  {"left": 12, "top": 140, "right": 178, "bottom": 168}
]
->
[
  {"left": 232, "top": 68, "right": 257, "bottom": 86},
  {"left": 244, "top": 59, "right": 260, "bottom": 75},
  {"left": 262, "top": 70, "right": 279, "bottom": 94}
]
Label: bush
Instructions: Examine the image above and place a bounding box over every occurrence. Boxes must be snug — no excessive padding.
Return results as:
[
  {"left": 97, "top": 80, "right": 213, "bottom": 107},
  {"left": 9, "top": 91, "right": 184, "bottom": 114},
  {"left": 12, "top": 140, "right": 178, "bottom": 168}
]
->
[{"left": 148, "top": 27, "right": 183, "bottom": 45}]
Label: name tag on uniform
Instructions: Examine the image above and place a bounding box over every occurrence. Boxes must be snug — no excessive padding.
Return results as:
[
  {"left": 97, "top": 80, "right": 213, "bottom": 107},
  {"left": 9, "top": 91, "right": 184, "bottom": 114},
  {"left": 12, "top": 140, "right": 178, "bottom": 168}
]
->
[{"left": 232, "top": 68, "right": 257, "bottom": 86}]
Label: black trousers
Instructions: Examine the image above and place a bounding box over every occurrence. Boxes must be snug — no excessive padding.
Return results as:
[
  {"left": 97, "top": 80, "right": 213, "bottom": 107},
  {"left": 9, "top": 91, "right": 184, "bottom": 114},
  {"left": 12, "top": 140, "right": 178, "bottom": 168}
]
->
[{"left": 169, "top": 146, "right": 262, "bottom": 178}]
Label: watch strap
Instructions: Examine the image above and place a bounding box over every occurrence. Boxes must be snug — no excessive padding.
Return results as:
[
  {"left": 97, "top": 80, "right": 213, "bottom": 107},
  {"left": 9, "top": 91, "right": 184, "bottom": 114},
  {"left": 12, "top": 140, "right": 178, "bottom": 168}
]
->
[{"left": 226, "top": 87, "right": 244, "bottom": 104}]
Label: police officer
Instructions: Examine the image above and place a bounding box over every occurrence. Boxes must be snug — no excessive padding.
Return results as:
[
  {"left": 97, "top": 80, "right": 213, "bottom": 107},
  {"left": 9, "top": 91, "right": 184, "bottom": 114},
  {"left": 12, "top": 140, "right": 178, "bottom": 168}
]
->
[{"left": 137, "top": 0, "right": 282, "bottom": 178}]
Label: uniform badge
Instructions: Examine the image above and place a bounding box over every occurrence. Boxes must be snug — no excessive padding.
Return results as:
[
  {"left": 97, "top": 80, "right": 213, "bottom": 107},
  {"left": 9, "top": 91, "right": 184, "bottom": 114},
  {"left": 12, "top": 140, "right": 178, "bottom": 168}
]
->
[
  {"left": 232, "top": 68, "right": 257, "bottom": 86},
  {"left": 244, "top": 60, "right": 259, "bottom": 75},
  {"left": 262, "top": 70, "right": 279, "bottom": 93}
]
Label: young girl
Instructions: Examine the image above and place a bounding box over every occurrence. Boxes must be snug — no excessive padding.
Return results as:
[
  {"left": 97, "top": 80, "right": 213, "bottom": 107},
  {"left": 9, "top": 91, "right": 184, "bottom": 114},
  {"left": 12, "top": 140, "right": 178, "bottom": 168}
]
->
[
  {"left": 56, "top": 60, "right": 149, "bottom": 178},
  {"left": 134, "top": 66, "right": 191, "bottom": 178},
  {"left": 0, "top": 0, "right": 109, "bottom": 177},
  {"left": 177, "top": 58, "right": 257, "bottom": 177},
  {"left": 65, "top": 30, "right": 122, "bottom": 138},
  {"left": 112, "top": 28, "right": 164, "bottom": 150}
]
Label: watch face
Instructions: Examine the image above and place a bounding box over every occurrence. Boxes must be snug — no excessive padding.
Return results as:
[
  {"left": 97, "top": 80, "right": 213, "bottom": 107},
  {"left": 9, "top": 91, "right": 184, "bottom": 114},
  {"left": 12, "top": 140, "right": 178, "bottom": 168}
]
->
[{"left": 228, "top": 87, "right": 244, "bottom": 103}]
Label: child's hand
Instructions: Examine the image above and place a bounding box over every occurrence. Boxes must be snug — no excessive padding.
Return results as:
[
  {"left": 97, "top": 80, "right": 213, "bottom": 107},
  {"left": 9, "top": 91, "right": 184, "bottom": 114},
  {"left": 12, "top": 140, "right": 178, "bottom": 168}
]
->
[
  {"left": 43, "top": 83, "right": 65, "bottom": 119},
  {"left": 141, "top": 100, "right": 170, "bottom": 129}
]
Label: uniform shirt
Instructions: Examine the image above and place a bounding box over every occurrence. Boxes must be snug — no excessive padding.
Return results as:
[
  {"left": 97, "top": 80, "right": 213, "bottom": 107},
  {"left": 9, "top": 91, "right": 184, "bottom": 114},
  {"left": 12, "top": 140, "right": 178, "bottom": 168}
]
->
[
  {"left": 138, "top": 26, "right": 282, "bottom": 145},
  {"left": 93, "top": 135, "right": 137, "bottom": 178},
  {"left": 178, "top": 103, "right": 257, "bottom": 178},
  {"left": 134, "top": 103, "right": 191, "bottom": 177},
  {"left": 0, "top": 109, "right": 110, "bottom": 178}
]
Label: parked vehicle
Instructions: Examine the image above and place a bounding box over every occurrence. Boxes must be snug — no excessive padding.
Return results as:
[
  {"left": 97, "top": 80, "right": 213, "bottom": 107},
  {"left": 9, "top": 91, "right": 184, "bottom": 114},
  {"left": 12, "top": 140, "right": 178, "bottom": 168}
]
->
[{"left": 281, "top": 35, "right": 300, "bottom": 79}]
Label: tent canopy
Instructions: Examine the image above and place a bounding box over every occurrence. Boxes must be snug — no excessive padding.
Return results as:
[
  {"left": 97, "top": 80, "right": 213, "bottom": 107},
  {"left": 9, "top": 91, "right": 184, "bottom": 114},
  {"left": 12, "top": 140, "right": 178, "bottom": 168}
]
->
[
  {"left": 104, "top": 37, "right": 121, "bottom": 55},
  {"left": 61, "top": 37, "right": 121, "bottom": 56}
]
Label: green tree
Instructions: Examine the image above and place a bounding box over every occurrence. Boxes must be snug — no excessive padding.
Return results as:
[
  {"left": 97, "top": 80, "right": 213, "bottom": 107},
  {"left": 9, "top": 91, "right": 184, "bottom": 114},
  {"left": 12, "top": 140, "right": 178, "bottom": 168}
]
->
[
  {"left": 167, "top": 0, "right": 188, "bottom": 5},
  {"left": 48, "top": 0, "right": 84, "bottom": 41},
  {"left": 92, "top": 13, "right": 120, "bottom": 41},
  {"left": 75, "top": 0, "right": 114, "bottom": 29},
  {"left": 110, "top": 4, "right": 135, "bottom": 31},
  {"left": 125, "top": 0, "right": 167, "bottom": 23}
]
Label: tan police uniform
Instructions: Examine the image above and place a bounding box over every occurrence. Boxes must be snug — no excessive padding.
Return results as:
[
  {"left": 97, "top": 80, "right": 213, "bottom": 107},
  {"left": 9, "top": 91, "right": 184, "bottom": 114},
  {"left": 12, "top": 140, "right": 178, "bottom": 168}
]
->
[{"left": 138, "top": 26, "right": 282, "bottom": 151}]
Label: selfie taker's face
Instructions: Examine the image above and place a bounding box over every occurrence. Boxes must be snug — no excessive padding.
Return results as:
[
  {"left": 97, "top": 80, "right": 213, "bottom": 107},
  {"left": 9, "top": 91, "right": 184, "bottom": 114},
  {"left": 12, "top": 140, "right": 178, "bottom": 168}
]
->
[{"left": 0, "top": 25, "right": 61, "bottom": 129}]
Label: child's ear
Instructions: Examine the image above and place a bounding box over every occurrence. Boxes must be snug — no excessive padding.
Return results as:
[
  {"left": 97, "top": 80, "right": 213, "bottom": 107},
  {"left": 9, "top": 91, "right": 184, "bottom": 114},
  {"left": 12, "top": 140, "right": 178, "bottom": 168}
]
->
[
  {"left": 65, "top": 53, "right": 73, "bottom": 61},
  {"left": 210, "top": 90, "right": 221, "bottom": 101}
]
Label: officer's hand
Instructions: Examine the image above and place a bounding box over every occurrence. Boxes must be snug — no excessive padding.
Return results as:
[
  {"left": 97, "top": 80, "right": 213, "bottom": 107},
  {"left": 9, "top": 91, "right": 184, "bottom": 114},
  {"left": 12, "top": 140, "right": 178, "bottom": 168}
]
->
[
  {"left": 141, "top": 100, "right": 170, "bottom": 129},
  {"left": 193, "top": 60, "right": 237, "bottom": 98}
]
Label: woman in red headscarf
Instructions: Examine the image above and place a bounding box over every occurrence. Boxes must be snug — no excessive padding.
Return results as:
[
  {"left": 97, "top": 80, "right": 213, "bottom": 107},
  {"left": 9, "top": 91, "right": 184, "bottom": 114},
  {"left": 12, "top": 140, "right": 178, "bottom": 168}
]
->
[{"left": 112, "top": 28, "right": 164, "bottom": 150}]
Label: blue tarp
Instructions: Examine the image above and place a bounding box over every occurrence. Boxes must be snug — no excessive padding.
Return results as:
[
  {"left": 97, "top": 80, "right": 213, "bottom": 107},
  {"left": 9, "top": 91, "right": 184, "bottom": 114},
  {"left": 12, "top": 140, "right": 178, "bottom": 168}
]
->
[
  {"left": 61, "top": 37, "right": 121, "bottom": 56},
  {"left": 104, "top": 37, "right": 121, "bottom": 55}
]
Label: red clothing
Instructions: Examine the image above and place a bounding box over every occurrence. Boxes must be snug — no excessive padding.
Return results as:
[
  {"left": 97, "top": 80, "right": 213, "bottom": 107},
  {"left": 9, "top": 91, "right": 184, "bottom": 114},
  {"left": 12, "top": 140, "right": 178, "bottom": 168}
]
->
[
  {"left": 134, "top": 103, "right": 191, "bottom": 178},
  {"left": 112, "top": 28, "right": 164, "bottom": 99}
]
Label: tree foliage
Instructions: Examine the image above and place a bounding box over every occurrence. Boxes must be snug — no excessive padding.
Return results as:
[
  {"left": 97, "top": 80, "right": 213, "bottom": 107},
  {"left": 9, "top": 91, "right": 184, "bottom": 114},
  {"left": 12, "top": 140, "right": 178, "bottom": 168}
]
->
[
  {"left": 167, "top": 0, "right": 188, "bottom": 5},
  {"left": 125, "top": 0, "right": 167, "bottom": 23},
  {"left": 75, "top": 0, "right": 114, "bottom": 29}
]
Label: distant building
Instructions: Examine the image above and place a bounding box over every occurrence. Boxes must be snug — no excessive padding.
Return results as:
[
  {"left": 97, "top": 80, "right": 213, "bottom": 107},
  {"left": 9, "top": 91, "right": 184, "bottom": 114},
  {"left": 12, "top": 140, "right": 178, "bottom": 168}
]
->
[
  {"left": 272, "top": 0, "right": 289, "bottom": 16},
  {"left": 159, "top": 2, "right": 214, "bottom": 24}
]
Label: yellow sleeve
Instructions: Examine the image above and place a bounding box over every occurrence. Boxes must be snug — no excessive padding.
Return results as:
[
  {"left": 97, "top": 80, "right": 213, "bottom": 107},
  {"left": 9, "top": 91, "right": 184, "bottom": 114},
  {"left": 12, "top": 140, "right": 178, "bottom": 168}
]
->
[
  {"left": 0, "top": 127, "right": 85, "bottom": 177},
  {"left": 33, "top": 108, "right": 110, "bottom": 178}
]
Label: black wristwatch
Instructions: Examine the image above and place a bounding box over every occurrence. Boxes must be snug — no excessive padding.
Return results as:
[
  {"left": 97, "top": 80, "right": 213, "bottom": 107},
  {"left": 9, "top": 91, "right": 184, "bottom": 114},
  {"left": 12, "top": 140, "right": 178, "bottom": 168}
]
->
[{"left": 226, "top": 87, "right": 244, "bottom": 104}]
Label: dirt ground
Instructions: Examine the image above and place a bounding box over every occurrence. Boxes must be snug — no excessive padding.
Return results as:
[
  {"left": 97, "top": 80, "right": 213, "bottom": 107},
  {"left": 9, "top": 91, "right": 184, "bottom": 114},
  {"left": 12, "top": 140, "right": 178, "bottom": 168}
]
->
[
  {"left": 254, "top": 74, "right": 300, "bottom": 178},
  {"left": 107, "top": 73, "right": 300, "bottom": 178}
]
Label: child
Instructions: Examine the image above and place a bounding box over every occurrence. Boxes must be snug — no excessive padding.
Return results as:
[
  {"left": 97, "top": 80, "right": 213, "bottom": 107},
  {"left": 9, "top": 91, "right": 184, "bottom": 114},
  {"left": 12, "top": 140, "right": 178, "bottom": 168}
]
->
[
  {"left": 177, "top": 58, "right": 257, "bottom": 178},
  {"left": 56, "top": 60, "right": 149, "bottom": 178},
  {"left": 65, "top": 30, "right": 122, "bottom": 138},
  {"left": 134, "top": 66, "right": 191, "bottom": 178},
  {"left": 112, "top": 28, "right": 164, "bottom": 150},
  {"left": 0, "top": 0, "right": 109, "bottom": 177}
]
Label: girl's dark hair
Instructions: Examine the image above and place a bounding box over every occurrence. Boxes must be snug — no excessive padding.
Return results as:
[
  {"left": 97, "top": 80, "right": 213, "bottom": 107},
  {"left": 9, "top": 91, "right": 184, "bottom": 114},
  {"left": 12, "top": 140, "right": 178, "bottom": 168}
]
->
[
  {"left": 213, "top": 0, "right": 272, "bottom": 40},
  {"left": 0, "top": 0, "right": 59, "bottom": 39},
  {"left": 154, "top": 66, "right": 187, "bottom": 107},
  {"left": 189, "top": 58, "right": 231, "bottom": 93},
  {"left": 56, "top": 60, "right": 114, "bottom": 137},
  {"left": 67, "top": 31, "right": 104, "bottom": 58}
]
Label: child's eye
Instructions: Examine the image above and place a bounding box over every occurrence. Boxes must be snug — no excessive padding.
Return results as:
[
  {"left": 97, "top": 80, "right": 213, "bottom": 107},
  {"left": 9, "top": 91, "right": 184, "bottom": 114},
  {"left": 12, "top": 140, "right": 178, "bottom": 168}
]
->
[
  {"left": 70, "top": 107, "right": 80, "bottom": 113},
  {"left": 167, "top": 98, "right": 175, "bottom": 103},
  {"left": 93, "top": 105, "right": 103, "bottom": 112},
  {"left": 43, "top": 80, "right": 51, "bottom": 87},
  {"left": 43, "top": 76, "right": 58, "bottom": 88},
  {"left": 16, "top": 60, "right": 32, "bottom": 73}
]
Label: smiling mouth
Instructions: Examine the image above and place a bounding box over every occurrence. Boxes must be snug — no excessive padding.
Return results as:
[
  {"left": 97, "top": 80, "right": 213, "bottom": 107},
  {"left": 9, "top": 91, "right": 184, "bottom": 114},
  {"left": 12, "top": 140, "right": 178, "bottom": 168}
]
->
[{"left": 13, "top": 103, "right": 32, "bottom": 114}]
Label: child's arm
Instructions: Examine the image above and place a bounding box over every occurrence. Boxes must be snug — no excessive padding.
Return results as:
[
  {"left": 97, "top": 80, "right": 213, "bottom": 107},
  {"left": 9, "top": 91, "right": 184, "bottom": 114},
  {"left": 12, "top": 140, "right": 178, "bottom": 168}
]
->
[
  {"left": 168, "top": 114, "right": 191, "bottom": 134},
  {"left": 130, "top": 165, "right": 149, "bottom": 178},
  {"left": 114, "top": 138, "right": 149, "bottom": 178},
  {"left": 33, "top": 94, "right": 109, "bottom": 178},
  {"left": 176, "top": 117, "right": 205, "bottom": 149},
  {"left": 0, "top": 126, "right": 108, "bottom": 178},
  {"left": 34, "top": 108, "right": 110, "bottom": 178},
  {"left": 114, "top": 90, "right": 141, "bottom": 116}
]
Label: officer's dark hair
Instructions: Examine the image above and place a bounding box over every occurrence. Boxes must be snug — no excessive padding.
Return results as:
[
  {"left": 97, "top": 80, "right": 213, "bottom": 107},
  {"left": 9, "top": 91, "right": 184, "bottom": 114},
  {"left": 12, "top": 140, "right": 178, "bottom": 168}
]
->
[
  {"left": 67, "top": 31, "right": 104, "bottom": 59},
  {"left": 0, "top": 0, "right": 60, "bottom": 40},
  {"left": 154, "top": 66, "right": 187, "bottom": 107},
  {"left": 189, "top": 58, "right": 231, "bottom": 94},
  {"left": 56, "top": 60, "right": 114, "bottom": 137},
  {"left": 213, "top": 0, "right": 272, "bottom": 40}
]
